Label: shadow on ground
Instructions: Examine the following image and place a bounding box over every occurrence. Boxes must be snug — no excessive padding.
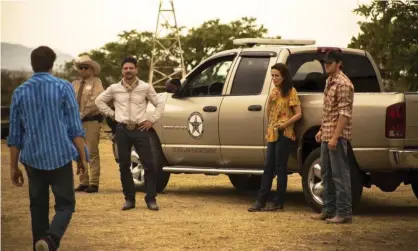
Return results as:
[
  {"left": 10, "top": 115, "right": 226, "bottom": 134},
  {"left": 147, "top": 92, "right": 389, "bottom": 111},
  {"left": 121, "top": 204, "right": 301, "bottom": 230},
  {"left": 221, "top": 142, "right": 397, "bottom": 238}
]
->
[
  {"left": 102, "top": 183, "right": 418, "bottom": 217},
  {"left": 355, "top": 198, "right": 418, "bottom": 217}
]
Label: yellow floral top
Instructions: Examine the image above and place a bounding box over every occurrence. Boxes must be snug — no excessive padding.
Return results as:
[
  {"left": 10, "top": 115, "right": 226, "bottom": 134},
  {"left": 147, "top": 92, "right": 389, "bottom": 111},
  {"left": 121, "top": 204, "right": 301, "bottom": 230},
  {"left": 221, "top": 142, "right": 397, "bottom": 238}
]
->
[{"left": 266, "top": 87, "right": 301, "bottom": 142}]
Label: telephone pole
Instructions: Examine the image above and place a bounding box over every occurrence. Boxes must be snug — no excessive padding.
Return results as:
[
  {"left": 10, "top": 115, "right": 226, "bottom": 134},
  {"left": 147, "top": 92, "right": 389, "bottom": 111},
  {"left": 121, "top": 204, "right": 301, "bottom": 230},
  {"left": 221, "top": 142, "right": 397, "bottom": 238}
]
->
[{"left": 148, "top": 0, "right": 186, "bottom": 88}]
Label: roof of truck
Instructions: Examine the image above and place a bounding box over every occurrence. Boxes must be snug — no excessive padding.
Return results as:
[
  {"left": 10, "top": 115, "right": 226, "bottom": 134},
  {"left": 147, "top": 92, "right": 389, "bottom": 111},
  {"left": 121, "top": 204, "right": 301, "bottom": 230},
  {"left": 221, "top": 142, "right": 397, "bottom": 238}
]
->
[
  {"left": 208, "top": 45, "right": 366, "bottom": 60},
  {"left": 216, "top": 38, "right": 367, "bottom": 57}
]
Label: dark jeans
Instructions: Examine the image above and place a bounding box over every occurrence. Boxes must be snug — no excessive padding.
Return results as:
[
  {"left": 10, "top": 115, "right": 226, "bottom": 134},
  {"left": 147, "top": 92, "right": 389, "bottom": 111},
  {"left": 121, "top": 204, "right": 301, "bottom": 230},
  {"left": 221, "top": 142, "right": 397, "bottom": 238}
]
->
[
  {"left": 24, "top": 162, "right": 75, "bottom": 250},
  {"left": 115, "top": 123, "right": 157, "bottom": 203},
  {"left": 257, "top": 132, "right": 292, "bottom": 205},
  {"left": 321, "top": 138, "right": 352, "bottom": 218}
]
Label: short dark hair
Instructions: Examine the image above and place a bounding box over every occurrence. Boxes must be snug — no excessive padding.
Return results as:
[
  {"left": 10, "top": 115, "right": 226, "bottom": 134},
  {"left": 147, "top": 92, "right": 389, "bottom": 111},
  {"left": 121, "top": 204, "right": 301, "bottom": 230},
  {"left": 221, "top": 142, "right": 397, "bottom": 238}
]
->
[
  {"left": 121, "top": 56, "right": 137, "bottom": 68},
  {"left": 30, "top": 46, "right": 56, "bottom": 72},
  {"left": 271, "top": 63, "right": 293, "bottom": 97}
]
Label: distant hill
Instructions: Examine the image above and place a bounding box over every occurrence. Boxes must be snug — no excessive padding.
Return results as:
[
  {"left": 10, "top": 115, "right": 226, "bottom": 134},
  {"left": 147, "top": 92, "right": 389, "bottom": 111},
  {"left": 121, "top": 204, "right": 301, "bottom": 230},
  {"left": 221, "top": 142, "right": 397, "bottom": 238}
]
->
[{"left": 1, "top": 42, "right": 74, "bottom": 72}]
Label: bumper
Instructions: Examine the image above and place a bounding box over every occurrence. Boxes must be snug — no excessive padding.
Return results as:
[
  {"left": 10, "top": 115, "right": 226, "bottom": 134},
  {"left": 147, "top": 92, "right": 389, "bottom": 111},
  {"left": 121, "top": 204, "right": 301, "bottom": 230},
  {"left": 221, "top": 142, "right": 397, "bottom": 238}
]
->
[{"left": 389, "top": 149, "right": 418, "bottom": 169}]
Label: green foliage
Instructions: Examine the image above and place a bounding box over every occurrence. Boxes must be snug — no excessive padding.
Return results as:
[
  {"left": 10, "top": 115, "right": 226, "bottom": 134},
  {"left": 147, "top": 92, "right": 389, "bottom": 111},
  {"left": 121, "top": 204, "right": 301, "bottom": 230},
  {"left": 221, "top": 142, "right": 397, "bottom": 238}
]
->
[
  {"left": 181, "top": 17, "right": 271, "bottom": 70},
  {"left": 1, "top": 69, "right": 30, "bottom": 106},
  {"left": 63, "top": 30, "right": 155, "bottom": 88},
  {"left": 64, "top": 17, "right": 274, "bottom": 90},
  {"left": 349, "top": 0, "right": 418, "bottom": 91},
  {"left": 1, "top": 69, "right": 73, "bottom": 106}
]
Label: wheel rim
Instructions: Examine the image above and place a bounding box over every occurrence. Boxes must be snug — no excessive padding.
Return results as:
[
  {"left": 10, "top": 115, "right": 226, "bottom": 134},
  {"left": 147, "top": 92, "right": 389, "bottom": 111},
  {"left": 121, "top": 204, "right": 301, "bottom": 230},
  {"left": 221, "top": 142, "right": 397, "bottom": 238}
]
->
[
  {"left": 308, "top": 158, "right": 324, "bottom": 205},
  {"left": 130, "top": 150, "right": 145, "bottom": 186}
]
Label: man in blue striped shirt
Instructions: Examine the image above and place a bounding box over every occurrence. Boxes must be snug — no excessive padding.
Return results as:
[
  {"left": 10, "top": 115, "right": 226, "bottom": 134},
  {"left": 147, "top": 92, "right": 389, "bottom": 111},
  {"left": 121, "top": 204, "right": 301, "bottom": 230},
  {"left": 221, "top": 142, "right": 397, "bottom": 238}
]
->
[{"left": 7, "top": 46, "right": 88, "bottom": 251}]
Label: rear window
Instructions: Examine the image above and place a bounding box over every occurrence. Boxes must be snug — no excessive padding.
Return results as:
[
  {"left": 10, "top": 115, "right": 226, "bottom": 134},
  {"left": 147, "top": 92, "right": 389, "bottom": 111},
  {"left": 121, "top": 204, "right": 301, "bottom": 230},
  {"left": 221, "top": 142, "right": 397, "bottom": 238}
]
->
[{"left": 286, "top": 52, "right": 381, "bottom": 92}]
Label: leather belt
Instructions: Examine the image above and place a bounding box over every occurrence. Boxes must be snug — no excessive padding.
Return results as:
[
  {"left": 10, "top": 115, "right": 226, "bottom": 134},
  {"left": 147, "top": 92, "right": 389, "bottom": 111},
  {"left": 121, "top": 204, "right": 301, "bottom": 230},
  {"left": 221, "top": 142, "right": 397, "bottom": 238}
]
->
[{"left": 120, "top": 122, "right": 139, "bottom": 131}]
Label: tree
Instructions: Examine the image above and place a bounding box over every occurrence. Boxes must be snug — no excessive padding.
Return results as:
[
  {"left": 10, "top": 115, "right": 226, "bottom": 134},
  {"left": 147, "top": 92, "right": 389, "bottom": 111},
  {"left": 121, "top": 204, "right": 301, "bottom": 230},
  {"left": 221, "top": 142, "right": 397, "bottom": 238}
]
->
[
  {"left": 349, "top": 0, "right": 418, "bottom": 91},
  {"left": 180, "top": 17, "right": 272, "bottom": 70},
  {"left": 64, "top": 17, "right": 277, "bottom": 90},
  {"left": 63, "top": 30, "right": 155, "bottom": 88}
]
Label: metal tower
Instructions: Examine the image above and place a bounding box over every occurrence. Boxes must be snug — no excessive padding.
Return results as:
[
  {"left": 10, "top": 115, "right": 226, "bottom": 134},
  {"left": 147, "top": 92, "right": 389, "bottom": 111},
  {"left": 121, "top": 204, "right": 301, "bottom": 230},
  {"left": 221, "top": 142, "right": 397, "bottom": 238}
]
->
[{"left": 148, "top": 0, "right": 186, "bottom": 88}]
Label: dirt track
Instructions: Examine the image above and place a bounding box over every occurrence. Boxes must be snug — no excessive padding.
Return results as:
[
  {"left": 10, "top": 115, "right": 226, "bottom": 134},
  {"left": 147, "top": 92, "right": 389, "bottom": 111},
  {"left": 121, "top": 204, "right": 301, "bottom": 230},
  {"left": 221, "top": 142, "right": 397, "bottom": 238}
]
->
[{"left": 2, "top": 140, "right": 418, "bottom": 251}]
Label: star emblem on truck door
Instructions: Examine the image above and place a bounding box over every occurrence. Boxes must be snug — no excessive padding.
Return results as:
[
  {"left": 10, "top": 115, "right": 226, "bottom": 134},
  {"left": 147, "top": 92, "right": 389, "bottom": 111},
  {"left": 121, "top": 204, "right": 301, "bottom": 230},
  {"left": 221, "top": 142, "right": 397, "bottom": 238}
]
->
[{"left": 188, "top": 112, "right": 204, "bottom": 139}]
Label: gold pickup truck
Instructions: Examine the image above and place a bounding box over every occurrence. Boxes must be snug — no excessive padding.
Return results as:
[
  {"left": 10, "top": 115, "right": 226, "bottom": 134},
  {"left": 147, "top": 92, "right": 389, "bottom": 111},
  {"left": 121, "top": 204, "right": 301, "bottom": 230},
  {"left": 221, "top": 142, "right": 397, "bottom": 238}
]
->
[{"left": 110, "top": 38, "right": 418, "bottom": 212}]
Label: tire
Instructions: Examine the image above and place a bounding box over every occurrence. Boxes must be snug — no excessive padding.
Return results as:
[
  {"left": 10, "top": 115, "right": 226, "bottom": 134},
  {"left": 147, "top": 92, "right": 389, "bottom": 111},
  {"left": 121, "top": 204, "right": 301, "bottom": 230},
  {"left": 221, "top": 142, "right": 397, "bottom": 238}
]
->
[
  {"left": 228, "top": 174, "right": 262, "bottom": 191},
  {"left": 135, "top": 130, "right": 170, "bottom": 193},
  {"left": 412, "top": 182, "right": 418, "bottom": 200},
  {"left": 301, "top": 146, "right": 363, "bottom": 213},
  {"left": 112, "top": 129, "right": 170, "bottom": 193}
]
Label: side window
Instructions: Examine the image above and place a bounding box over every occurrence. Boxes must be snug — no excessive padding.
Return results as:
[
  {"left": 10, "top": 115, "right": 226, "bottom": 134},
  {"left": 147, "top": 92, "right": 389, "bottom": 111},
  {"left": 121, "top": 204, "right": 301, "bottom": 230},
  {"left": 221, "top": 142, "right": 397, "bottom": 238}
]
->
[
  {"left": 286, "top": 52, "right": 380, "bottom": 93},
  {"left": 287, "top": 53, "right": 326, "bottom": 92},
  {"left": 184, "top": 56, "right": 234, "bottom": 97},
  {"left": 230, "top": 57, "right": 270, "bottom": 95}
]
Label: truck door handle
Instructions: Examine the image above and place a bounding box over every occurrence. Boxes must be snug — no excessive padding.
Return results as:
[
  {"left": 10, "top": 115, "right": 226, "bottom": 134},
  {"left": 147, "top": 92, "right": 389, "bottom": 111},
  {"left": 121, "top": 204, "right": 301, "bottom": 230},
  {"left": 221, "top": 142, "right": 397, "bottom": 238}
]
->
[
  {"left": 248, "top": 105, "right": 262, "bottom": 111},
  {"left": 203, "top": 106, "right": 217, "bottom": 112}
]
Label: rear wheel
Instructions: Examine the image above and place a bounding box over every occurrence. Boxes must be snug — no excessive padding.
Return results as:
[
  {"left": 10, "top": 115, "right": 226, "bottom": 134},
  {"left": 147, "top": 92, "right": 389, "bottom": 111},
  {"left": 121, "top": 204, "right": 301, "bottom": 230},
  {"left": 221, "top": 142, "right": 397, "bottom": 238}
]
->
[
  {"left": 228, "top": 174, "right": 262, "bottom": 191},
  {"left": 301, "top": 147, "right": 364, "bottom": 213}
]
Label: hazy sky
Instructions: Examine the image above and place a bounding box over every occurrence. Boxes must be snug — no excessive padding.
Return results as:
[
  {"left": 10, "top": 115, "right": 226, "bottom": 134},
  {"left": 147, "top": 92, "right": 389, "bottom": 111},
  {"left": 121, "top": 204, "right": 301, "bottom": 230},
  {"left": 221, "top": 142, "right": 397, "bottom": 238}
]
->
[{"left": 2, "top": 0, "right": 372, "bottom": 57}]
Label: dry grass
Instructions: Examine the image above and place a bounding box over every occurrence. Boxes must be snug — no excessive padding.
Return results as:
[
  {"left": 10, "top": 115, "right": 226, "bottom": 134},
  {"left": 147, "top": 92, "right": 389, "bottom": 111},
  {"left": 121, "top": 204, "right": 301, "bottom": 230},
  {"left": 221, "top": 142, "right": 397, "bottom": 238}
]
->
[{"left": 2, "top": 140, "right": 418, "bottom": 251}]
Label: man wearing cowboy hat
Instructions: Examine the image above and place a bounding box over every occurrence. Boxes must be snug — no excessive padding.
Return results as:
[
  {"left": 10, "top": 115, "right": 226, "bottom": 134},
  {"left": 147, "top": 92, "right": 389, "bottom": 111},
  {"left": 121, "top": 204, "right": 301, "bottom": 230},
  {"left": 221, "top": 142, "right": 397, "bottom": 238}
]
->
[{"left": 72, "top": 55, "right": 104, "bottom": 193}]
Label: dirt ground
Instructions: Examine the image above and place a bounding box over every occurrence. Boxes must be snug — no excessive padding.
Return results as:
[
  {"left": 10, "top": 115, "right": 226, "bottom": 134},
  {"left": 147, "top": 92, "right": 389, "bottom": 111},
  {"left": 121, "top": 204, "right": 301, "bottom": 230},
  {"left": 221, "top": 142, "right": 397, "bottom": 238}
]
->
[{"left": 2, "top": 140, "right": 418, "bottom": 251}]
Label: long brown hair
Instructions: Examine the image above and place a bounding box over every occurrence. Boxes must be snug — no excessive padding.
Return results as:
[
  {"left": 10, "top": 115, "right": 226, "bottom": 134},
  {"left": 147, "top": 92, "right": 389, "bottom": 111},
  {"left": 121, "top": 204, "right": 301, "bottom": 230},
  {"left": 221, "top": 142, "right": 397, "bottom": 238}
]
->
[{"left": 271, "top": 63, "right": 293, "bottom": 97}]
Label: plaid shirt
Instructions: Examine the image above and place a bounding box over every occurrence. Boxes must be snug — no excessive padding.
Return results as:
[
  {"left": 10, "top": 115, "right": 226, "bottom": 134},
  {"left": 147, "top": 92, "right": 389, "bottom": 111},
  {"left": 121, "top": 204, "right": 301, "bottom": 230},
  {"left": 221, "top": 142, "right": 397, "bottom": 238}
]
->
[{"left": 320, "top": 71, "right": 354, "bottom": 142}]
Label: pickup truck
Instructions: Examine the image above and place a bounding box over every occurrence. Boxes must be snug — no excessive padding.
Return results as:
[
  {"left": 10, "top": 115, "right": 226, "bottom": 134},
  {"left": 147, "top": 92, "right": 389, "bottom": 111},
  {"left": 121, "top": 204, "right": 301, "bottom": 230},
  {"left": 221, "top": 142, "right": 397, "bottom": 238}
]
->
[{"left": 108, "top": 38, "right": 418, "bottom": 212}]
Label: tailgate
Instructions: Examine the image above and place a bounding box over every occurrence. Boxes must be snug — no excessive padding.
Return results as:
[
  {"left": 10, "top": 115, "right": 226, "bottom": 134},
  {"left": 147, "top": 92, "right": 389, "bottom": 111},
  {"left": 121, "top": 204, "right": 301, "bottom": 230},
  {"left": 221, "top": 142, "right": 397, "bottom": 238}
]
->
[{"left": 405, "top": 92, "right": 418, "bottom": 146}]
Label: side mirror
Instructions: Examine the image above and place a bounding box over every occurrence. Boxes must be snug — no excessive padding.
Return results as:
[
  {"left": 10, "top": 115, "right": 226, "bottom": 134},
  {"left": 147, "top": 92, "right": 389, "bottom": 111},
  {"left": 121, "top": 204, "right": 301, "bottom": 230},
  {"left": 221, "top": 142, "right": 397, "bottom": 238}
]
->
[{"left": 165, "top": 78, "right": 181, "bottom": 93}]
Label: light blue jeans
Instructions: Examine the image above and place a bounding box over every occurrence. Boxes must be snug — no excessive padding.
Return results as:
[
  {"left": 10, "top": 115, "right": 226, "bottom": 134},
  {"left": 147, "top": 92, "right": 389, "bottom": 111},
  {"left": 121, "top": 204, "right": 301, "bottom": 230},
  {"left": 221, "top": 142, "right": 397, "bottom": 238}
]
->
[{"left": 321, "top": 138, "right": 352, "bottom": 218}]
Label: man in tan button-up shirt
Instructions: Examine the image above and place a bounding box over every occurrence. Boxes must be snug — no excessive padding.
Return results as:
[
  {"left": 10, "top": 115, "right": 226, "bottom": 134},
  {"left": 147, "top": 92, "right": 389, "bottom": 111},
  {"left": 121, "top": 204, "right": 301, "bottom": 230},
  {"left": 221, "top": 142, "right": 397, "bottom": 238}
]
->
[
  {"left": 95, "top": 56, "right": 165, "bottom": 211},
  {"left": 72, "top": 55, "right": 104, "bottom": 193}
]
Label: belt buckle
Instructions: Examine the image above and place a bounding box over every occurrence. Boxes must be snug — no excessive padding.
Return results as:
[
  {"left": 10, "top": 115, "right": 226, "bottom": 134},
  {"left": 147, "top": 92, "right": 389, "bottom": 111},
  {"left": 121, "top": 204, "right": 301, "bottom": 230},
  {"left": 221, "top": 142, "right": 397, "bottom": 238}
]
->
[{"left": 126, "top": 123, "right": 136, "bottom": 130}]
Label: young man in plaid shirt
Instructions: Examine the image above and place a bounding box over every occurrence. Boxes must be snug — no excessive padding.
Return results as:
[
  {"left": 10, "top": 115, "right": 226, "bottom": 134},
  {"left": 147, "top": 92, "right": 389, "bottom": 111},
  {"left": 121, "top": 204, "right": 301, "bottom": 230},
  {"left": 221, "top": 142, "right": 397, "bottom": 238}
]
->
[{"left": 312, "top": 49, "right": 354, "bottom": 224}]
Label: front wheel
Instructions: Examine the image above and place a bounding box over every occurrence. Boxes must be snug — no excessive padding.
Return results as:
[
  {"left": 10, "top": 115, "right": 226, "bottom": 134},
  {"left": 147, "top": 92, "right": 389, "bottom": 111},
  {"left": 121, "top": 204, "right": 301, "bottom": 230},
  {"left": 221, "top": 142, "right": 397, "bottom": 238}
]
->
[
  {"left": 301, "top": 147, "right": 364, "bottom": 213},
  {"left": 130, "top": 149, "right": 170, "bottom": 193},
  {"left": 111, "top": 130, "right": 171, "bottom": 193}
]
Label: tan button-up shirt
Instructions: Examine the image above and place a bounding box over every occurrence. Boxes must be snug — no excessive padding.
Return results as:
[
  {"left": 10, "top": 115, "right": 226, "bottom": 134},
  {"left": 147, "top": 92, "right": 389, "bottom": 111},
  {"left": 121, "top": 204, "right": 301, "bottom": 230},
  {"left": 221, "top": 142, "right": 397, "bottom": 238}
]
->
[
  {"left": 95, "top": 77, "right": 165, "bottom": 124},
  {"left": 72, "top": 77, "right": 104, "bottom": 119},
  {"left": 320, "top": 71, "right": 354, "bottom": 142}
]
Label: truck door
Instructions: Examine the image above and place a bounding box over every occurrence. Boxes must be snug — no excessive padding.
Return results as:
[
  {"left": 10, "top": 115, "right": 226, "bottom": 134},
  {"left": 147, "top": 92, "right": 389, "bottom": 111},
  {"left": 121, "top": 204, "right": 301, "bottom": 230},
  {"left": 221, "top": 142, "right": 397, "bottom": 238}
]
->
[
  {"left": 219, "top": 52, "right": 278, "bottom": 168},
  {"left": 162, "top": 53, "right": 239, "bottom": 166}
]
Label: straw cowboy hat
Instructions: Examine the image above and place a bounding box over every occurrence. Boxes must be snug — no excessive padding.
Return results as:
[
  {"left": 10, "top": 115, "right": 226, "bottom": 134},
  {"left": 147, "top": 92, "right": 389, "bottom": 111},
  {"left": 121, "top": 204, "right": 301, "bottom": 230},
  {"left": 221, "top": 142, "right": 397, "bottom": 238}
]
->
[{"left": 73, "top": 55, "right": 101, "bottom": 75}]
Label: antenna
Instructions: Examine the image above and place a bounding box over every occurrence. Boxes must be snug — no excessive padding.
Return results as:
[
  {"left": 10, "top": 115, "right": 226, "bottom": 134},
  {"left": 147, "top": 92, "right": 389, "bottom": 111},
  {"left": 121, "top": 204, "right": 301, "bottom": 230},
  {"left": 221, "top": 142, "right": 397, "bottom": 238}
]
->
[
  {"left": 148, "top": 0, "right": 186, "bottom": 89},
  {"left": 233, "top": 38, "right": 316, "bottom": 47}
]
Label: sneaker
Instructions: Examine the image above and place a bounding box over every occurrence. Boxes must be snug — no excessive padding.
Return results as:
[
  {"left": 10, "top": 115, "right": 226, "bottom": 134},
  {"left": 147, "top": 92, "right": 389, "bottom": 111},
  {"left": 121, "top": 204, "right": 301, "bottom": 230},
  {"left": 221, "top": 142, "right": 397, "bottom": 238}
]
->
[{"left": 35, "top": 236, "right": 57, "bottom": 251}]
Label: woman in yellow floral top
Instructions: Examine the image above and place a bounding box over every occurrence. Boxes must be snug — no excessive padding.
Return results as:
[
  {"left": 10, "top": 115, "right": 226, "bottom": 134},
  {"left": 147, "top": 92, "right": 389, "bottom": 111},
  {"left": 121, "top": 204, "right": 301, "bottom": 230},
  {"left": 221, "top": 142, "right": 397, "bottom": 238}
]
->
[{"left": 248, "top": 63, "right": 302, "bottom": 212}]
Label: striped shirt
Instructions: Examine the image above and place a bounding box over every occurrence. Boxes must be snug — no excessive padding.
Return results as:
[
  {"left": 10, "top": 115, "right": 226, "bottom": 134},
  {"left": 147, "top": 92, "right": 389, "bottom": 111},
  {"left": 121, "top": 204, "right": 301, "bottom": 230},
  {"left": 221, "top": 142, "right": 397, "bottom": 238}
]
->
[{"left": 6, "top": 72, "right": 85, "bottom": 170}]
